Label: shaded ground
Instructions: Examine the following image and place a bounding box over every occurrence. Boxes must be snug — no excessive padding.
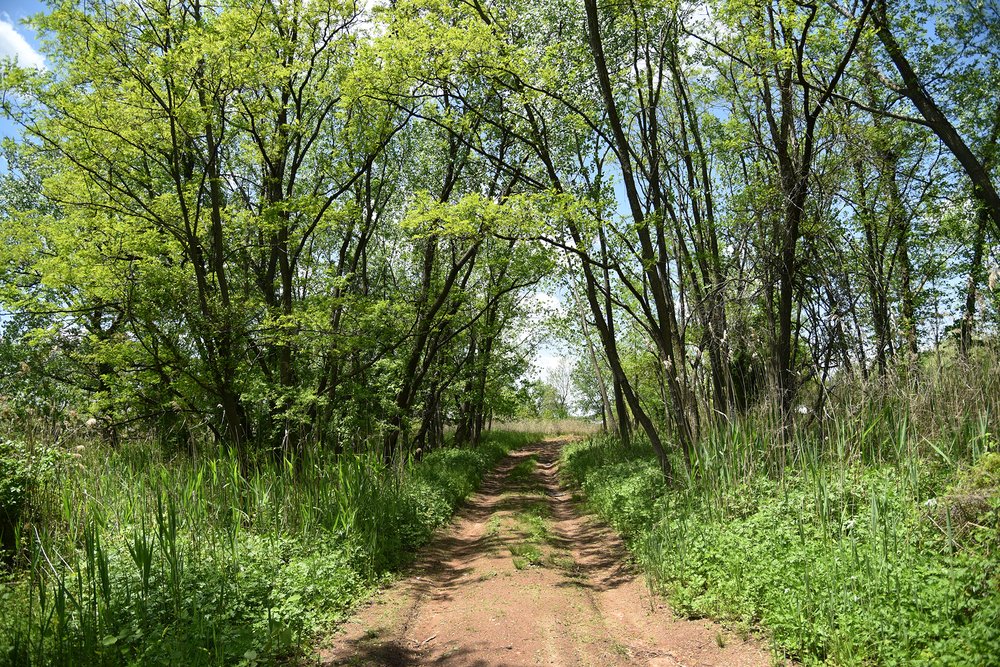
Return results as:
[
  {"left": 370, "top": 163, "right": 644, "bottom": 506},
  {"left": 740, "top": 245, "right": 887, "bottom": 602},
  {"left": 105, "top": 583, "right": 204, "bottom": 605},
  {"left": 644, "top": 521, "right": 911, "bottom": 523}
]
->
[{"left": 316, "top": 437, "right": 776, "bottom": 666}]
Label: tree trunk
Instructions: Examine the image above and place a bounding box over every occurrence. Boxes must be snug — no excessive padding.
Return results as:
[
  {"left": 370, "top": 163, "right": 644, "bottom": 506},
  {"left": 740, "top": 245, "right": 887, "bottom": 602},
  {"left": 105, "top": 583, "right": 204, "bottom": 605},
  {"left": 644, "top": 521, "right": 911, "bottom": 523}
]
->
[{"left": 872, "top": 0, "right": 1000, "bottom": 238}]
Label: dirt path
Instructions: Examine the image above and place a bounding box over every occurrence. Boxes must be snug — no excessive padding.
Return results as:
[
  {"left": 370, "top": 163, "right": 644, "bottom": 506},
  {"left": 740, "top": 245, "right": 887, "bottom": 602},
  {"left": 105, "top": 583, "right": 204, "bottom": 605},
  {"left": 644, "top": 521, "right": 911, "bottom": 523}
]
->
[{"left": 318, "top": 437, "right": 775, "bottom": 666}]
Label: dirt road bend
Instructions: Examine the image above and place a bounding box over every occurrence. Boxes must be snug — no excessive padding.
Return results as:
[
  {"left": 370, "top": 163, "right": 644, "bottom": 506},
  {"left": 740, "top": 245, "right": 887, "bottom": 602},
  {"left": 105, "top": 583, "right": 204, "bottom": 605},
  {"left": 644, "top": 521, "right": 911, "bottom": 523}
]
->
[{"left": 319, "top": 437, "right": 774, "bottom": 667}]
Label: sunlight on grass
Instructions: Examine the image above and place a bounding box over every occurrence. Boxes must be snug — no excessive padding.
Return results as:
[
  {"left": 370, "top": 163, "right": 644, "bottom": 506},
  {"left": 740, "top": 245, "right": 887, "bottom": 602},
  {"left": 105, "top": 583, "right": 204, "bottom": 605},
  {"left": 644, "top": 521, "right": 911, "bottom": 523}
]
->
[
  {"left": 0, "top": 432, "right": 525, "bottom": 666},
  {"left": 561, "top": 410, "right": 1000, "bottom": 666},
  {"left": 493, "top": 419, "right": 600, "bottom": 436}
]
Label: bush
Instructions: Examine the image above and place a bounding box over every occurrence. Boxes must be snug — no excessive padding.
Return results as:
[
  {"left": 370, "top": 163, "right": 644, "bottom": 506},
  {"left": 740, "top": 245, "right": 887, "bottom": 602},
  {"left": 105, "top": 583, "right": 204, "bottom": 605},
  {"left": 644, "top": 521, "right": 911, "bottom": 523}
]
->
[{"left": 0, "top": 440, "right": 61, "bottom": 564}]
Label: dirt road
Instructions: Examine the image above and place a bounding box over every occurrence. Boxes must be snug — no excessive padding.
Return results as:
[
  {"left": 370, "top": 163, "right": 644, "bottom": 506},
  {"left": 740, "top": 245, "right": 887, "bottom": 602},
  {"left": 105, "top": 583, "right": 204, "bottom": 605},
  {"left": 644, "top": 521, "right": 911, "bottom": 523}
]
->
[{"left": 319, "top": 437, "right": 774, "bottom": 666}]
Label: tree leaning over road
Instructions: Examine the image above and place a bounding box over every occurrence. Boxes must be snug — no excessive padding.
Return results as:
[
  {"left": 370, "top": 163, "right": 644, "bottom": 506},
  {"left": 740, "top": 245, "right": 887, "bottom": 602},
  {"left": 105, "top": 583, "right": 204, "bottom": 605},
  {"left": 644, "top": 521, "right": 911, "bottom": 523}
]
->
[
  {"left": 1, "top": 1, "right": 999, "bottom": 665},
  {"left": 0, "top": 0, "right": 998, "bottom": 468}
]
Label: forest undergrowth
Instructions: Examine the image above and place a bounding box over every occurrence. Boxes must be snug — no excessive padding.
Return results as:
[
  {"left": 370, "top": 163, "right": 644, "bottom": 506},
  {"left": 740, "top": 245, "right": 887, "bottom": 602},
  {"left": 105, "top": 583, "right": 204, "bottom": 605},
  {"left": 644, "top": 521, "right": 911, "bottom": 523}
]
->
[
  {"left": 0, "top": 430, "right": 537, "bottom": 666},
  {"left": 561, "top": 355, "right": 1000, "bottom": 667}
]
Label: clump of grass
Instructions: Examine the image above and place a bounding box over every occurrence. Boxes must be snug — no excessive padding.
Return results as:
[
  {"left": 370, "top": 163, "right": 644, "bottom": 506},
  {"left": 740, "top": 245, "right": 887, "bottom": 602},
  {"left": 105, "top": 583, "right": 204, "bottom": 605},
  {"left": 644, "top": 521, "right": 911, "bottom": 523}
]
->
[
  {"left": 513, "top": 507, "right": 550, "bottom": 543},
  {"left": 487, "top": 502, "right": 552, "bottom": 569},
  {"left": 548, "top": 553, "right": 578, "bottom": 573},
  {"left": 507, "top": 455, "right": 540, "bottom": 487},
  {"left": 484, "top": 515, "right": 503, "bottom": 537},
  {"left": 509, "top": 543, "right": 544, "bottom": 569}
]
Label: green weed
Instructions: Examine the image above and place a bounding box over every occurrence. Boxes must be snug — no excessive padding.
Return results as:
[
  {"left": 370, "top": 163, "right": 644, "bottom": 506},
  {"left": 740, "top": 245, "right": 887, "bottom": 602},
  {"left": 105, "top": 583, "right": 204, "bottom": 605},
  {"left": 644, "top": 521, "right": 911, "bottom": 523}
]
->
[
  {"left": 561, "top": 415, "right": 1000, "bottom": 666},
  {"left": 0, "top": 430, "right": 533, "bottom": 666},
  {"left": 507, "top": 455, "right": 540, "bottom": 487},
  {"left": 508, "top": 543, "right": 544, "bottom": 568}
]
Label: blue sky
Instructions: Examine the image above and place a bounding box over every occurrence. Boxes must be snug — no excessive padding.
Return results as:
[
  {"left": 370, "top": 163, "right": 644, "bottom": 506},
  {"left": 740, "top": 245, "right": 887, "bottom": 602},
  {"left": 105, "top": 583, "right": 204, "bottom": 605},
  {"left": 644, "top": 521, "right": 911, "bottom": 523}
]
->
[
  {"left": 0, "top": 0, "right": 46, "bottom": 66},
  {"left": 1, "top": 0, "right": 47, "bottom": 144}
]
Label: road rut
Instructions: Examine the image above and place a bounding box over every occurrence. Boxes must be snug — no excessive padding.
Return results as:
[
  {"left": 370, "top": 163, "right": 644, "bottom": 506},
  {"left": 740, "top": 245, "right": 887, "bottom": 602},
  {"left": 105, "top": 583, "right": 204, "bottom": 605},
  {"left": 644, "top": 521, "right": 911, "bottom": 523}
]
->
[{"left": 319, "top": 437, "right": 774, "bottom": 666}]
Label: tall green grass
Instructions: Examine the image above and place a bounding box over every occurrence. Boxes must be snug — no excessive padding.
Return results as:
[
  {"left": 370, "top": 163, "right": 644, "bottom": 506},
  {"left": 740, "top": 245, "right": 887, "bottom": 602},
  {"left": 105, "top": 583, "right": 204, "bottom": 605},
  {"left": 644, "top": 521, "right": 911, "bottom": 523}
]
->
[
  {"left": 0, "top": 430, "right": 535, "bottom": 666},
  {"left": 492, "top": 418, "right": 600, "bottom": 436},
  {"left": 561, "top": 361, "right": 1000, "bottom": 666}
]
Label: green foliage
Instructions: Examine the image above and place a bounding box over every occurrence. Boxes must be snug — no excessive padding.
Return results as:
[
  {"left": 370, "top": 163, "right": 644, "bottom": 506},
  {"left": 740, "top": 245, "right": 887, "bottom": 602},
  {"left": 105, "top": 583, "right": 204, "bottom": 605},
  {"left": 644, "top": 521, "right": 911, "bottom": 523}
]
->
[
  {"left": 0, "top": 441, "right": 33, "bottom": 521},
  {"left": 0, "top": 440, "right": 62, "bottom": 559},
  {"left": 959, "top": 452, "right": 1000, "bottom": 492},
  {"left": 0, "top": 0, "right": 549, "bottom": 461},
  {"left": 0, "top": 0, "right": 998, "bottom": 662},
  {"left": 0, "top": 432, "right": 523, "bottom": 666},
  {"left": 561, "top": 421, "right": 1000, "bottom": 666}
]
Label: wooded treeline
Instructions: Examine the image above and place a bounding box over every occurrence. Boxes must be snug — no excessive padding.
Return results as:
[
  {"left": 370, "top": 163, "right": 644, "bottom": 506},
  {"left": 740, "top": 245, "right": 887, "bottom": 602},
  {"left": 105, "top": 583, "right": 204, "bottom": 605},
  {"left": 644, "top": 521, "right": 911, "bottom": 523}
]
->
[{"left": 1, "top": 0, "right": 997, "bottom": 469}]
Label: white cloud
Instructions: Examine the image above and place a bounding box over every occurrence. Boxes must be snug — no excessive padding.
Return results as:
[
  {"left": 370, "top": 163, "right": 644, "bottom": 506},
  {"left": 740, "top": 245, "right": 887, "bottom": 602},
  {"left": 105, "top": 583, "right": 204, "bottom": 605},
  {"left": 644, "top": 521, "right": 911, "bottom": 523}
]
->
[{"left": 0, "top": 18, "right": 45, "bottom": 69}]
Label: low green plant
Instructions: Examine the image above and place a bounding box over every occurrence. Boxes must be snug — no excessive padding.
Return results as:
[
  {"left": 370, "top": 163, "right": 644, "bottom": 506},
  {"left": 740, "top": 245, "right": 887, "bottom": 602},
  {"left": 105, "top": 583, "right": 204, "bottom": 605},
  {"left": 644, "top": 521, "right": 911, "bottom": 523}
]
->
[
  {"left": 509, "top": 543, "right": 544, "bottom": 569},
  {"left": 561, "top": 417, "right": 1000, "bottom": 666},
  {"left": 0, "top": 440, "right": 62, "bottom": 566},
  {"left": 512, "top": 507, "right": 549, "bottom": 542},
  {"left": 508, "top": 455, "right": 540, "bottom": 487}
]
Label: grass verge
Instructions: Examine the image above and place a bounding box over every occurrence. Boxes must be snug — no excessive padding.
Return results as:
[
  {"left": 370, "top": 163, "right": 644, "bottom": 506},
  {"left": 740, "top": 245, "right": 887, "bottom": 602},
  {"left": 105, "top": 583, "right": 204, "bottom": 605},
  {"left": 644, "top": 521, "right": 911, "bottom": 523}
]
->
[
  {"left": 0, "top": 430, "right": 535, "bottom": 666},
  {"left": 561, "top": 424, "right": 999, "bottom": 666}
]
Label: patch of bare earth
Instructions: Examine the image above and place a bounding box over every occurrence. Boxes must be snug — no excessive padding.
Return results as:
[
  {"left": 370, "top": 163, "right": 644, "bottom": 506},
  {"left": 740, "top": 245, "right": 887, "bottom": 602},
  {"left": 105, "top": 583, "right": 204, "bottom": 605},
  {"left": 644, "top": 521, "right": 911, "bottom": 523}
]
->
[{"left": 316, "top": 437, "right": 776, "bottom": 666}]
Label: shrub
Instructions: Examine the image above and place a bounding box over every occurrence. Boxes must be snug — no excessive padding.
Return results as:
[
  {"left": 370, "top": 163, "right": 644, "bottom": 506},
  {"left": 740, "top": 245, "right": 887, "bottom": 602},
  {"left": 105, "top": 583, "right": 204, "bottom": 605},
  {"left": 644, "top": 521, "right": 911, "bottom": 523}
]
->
[{"left": 0, "top": 440, "right": 61, "bottom": 564}]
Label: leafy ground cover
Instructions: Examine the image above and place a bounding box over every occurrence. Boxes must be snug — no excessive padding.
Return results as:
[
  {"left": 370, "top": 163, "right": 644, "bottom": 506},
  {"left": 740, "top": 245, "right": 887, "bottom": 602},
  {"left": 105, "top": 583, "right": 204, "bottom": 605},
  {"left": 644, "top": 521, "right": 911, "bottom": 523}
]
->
[
  {"left": 0, "top": 431, "right": 534, "bottom": 666},
  {"left": 561, "top": 420, "right": 1000, "bottom": 666}
]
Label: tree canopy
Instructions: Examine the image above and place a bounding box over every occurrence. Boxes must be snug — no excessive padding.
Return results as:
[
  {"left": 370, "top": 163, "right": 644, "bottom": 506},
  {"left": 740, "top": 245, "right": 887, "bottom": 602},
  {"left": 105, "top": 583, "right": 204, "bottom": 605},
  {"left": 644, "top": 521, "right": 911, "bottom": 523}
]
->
[{"left": 0, "top": 0, "right": 997, "bottom": 471}]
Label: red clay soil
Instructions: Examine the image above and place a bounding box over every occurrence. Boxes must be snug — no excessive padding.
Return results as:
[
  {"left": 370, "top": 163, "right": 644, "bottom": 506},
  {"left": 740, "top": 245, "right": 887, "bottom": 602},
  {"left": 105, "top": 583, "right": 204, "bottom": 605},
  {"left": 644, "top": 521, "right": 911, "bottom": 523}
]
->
[{"left": 316, "top": 437, "right": 776, "bottom": 666}]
